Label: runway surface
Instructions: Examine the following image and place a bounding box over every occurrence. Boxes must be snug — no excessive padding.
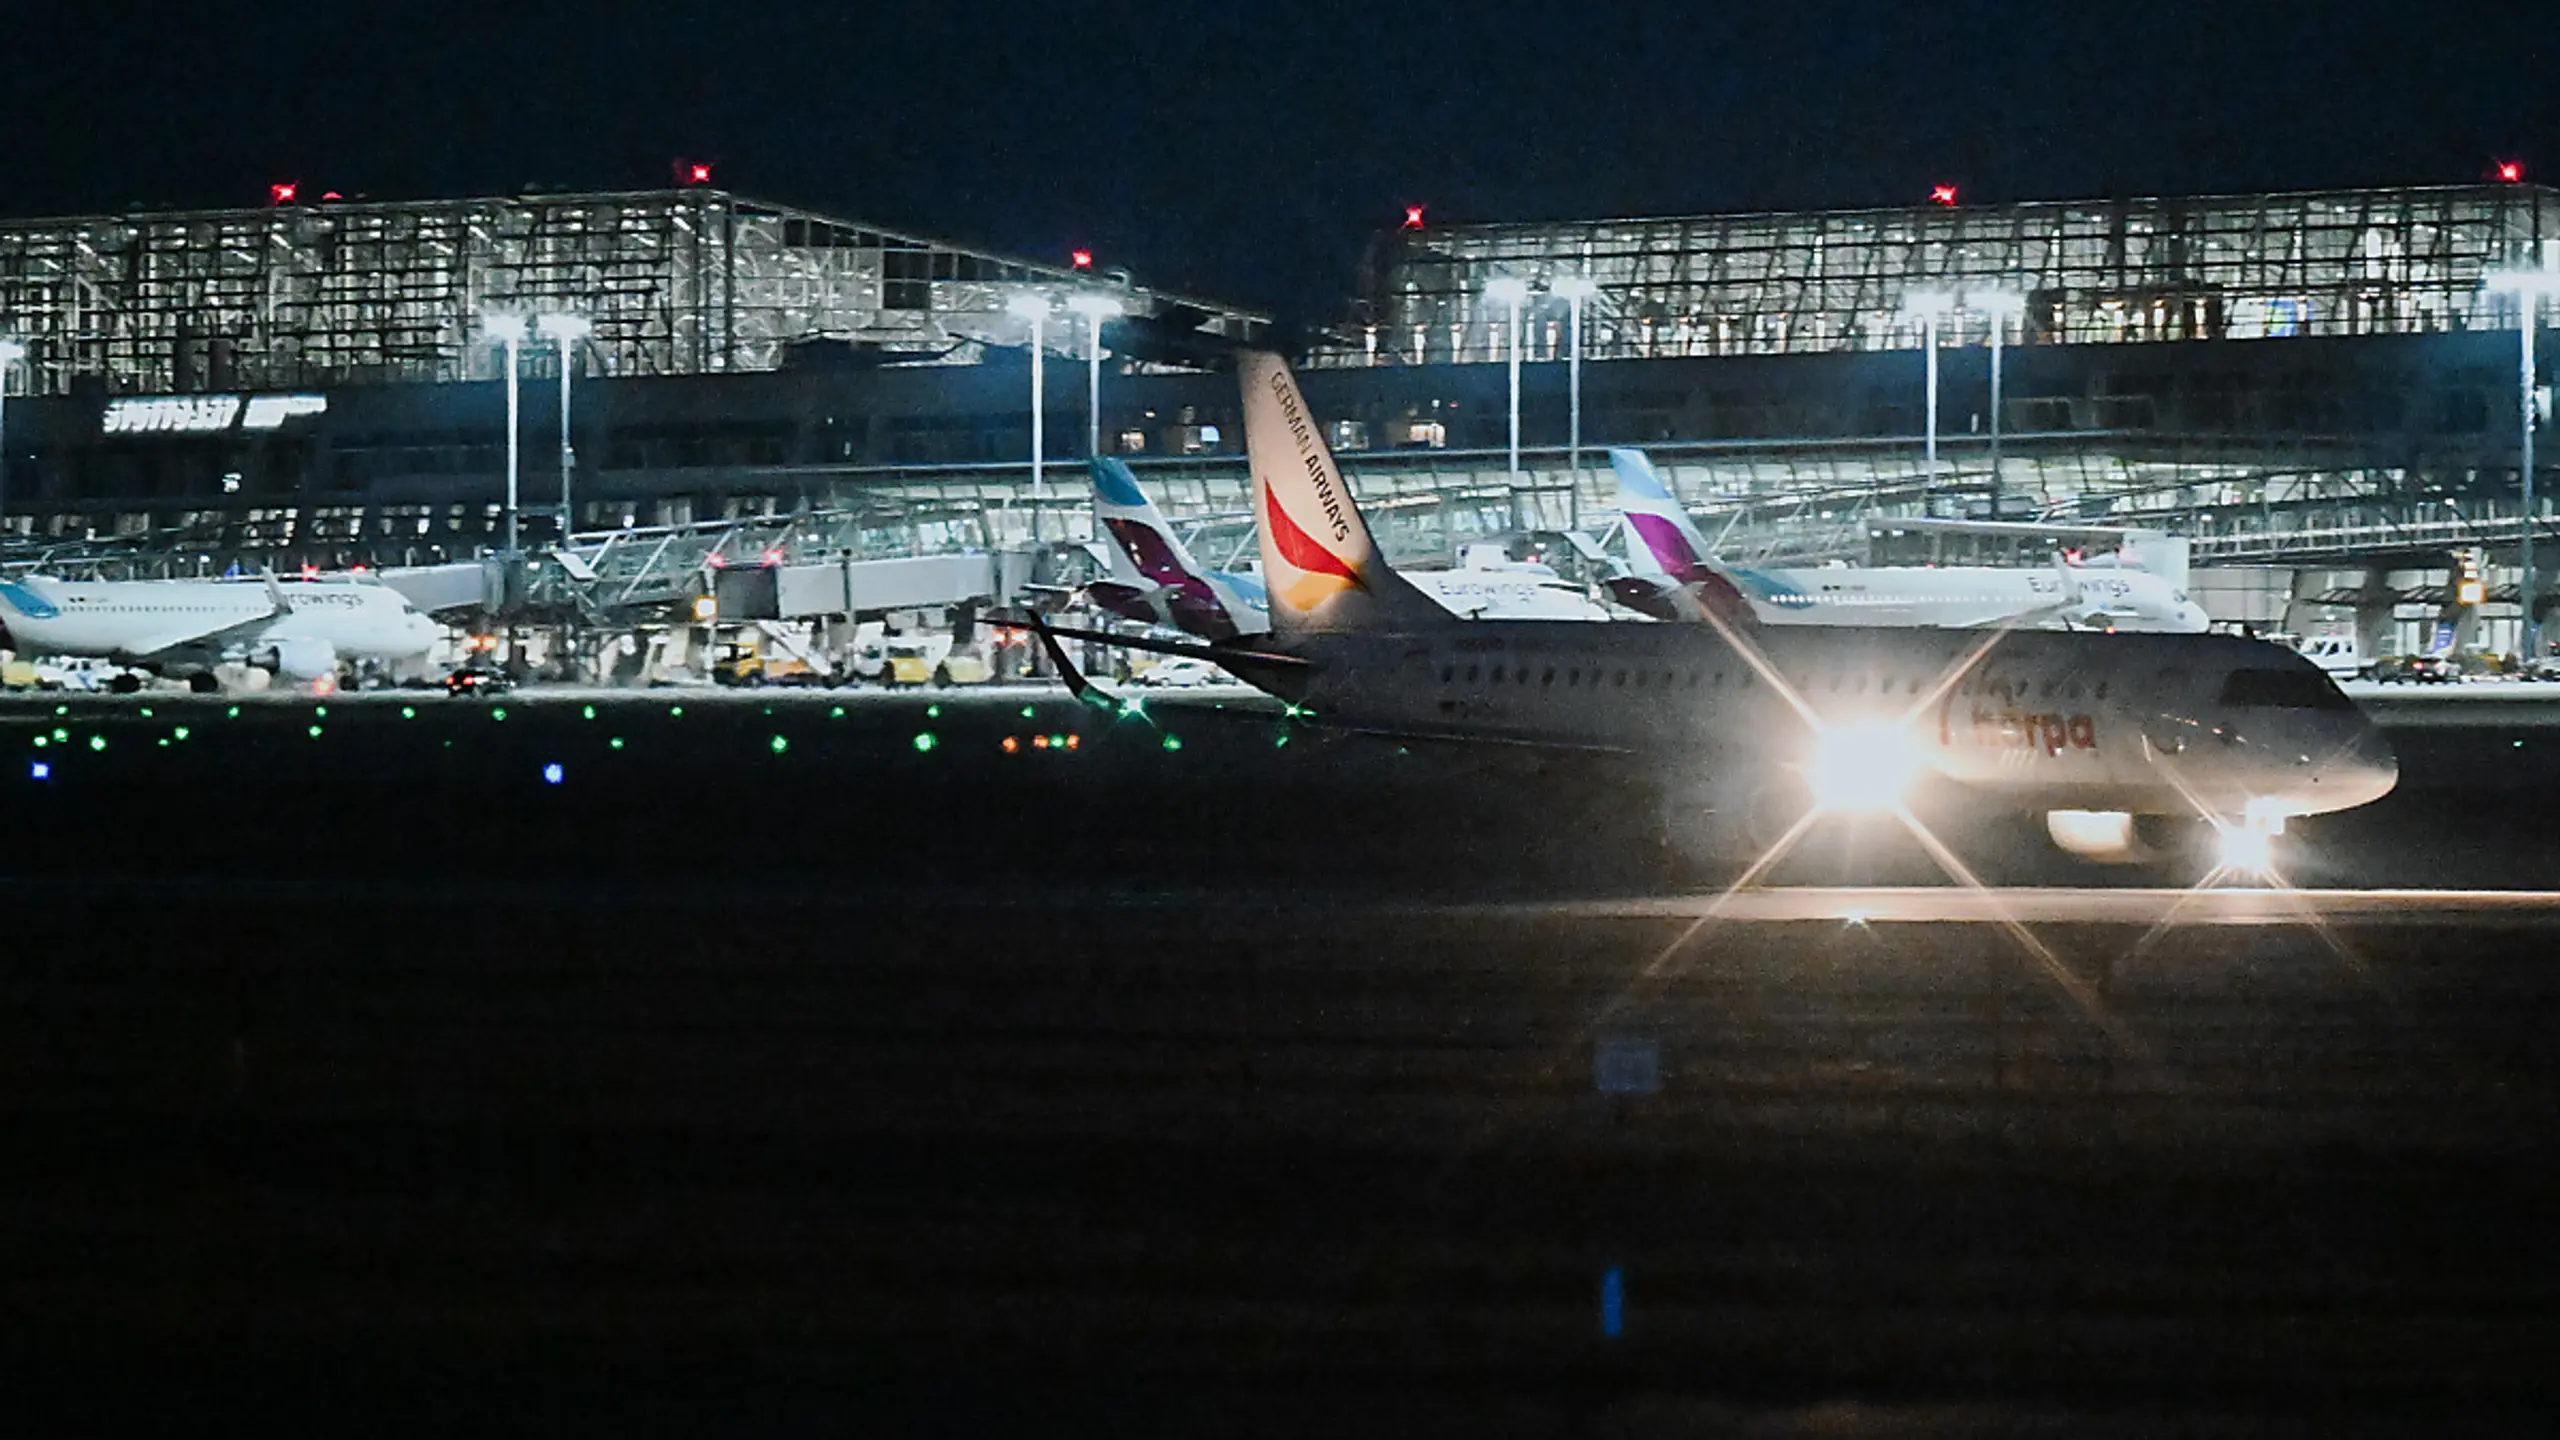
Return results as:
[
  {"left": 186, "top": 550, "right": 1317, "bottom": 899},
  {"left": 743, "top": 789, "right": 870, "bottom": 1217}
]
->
[
  {"left": 8, "top": 687, "right": 2560, "bottom": 1427},
  {"left": 1447, "top": 883, "right": 2560, "bottom": 924}
]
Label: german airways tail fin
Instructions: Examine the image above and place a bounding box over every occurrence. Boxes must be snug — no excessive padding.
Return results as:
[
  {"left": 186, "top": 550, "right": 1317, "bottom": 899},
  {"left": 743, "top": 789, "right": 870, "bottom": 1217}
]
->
[{"left": 1238, "top": 351, "right": 1444, "bottom": 635}]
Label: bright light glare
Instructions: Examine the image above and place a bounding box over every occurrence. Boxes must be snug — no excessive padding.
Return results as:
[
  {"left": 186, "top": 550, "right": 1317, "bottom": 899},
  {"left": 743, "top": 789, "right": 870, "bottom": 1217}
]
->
[
  {"left": 1484, "top": 277, "right": 1531, "bottom": 305},
  {"left": 1006, "top": 293, "right": 1052, "bottom": 321},
  {"left": 1969, "top": 289, "right": 2027, "bottom": 318},
  {"left": 1805, "top": 720, "right": 1928, "bottom": 814},
  {"left": 1550, "top": 275, "right": 1598, "bottom": 300},
  {"left": 483, "top": 313, "right": 528, "bottom": 343},
  {"left": 2483, "top": 268, "right": 2560, "bottom": 299},
  {"left": 0, "top": 337, "right": 24, "bottom": 365},
  {"left": 1066, "top": 293, "right": 1123, "bottom": 318},
  {"left": 2215, "top": 821, "right": 2274, "bottom": 874},
  {"left": 1903, "top": 289, "right": 1957, "bottom": 317},
  {"left": 535, "top": 312, "right": 592, "bottom": 343}
]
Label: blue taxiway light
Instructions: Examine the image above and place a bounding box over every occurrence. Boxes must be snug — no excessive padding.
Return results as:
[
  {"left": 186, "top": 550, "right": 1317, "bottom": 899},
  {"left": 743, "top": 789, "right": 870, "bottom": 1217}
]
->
[
  {"left": 29, "top": 761, "right": 50, "bottom": 780},
  {"left": 543, "top": 763, "right": 564, "bottom": 785}
]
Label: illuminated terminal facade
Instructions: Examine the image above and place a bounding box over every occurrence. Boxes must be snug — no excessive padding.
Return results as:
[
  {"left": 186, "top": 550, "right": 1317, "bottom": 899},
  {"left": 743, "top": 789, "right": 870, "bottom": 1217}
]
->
[{"left": 0, "top": 179, "right": 2552, "bottom": 651}]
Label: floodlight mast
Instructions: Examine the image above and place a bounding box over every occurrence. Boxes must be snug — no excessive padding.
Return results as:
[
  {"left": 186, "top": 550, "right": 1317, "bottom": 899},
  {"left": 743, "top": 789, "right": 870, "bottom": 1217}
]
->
[
  {"left": 1553, "top": 275, "right": 1598, "bottom": 527},
  {"left": 484, "top": 313, "right": 528, "bottom": 554},
  {"left": 1067, "top": 292, "right": 1122, "bottom": 462},
  {"left": 1008, "top": 294, "right": 1051, "bottom": 543},
  {"left": 0, "top": 338, "right": 23, "bottom": 546},
  {"left": 536, "top": 313, "right": 592, "bottom": 546},
  {"left": 1486, "top": 277, "right": 1532, "bottom": 512},
  {"left": 2484, "top": 264, "right": 2560, "bottom": 658},
  {"left": 1971, "top": 291, "right": 2028, "bottom": 518},
  {"left": 1903, "top": 290, "right": 1957, "bottom": 499}
]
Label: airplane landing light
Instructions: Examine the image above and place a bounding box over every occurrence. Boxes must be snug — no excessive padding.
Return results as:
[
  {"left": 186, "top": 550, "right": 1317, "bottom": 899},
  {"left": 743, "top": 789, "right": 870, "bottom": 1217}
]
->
[{"left": 1805, "top": 720, "right": 1927, "bottom": 814}]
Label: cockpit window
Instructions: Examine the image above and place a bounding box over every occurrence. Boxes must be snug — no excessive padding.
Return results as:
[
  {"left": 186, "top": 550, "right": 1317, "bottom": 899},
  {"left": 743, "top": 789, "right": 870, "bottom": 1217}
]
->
[{"left": 2218, "top": 668, "right": 2353, "bottom": 710}]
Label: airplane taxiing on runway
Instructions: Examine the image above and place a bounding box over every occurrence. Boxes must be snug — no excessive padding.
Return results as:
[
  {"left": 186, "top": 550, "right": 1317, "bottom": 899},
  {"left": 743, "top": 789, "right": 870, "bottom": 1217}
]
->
[
  {"left": 1028, "top": 352, "right": 2397, "bottom": 873},
  {"left": 1604, "top": 447, "right": 2211, "bottom": 633},
  {"left": 0, "top": 571, "right": 442, "bottom": 692}
]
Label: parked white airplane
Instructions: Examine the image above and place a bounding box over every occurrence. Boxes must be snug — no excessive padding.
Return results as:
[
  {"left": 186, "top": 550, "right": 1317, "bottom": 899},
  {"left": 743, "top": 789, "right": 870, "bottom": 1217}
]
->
[
  {"left": 1081, "top": 456, "right": 1604, "bottom": 638},
  {"left": 1028, "top": 355, "right": 2395, "bottom": 874},
  {"left": 1605, "top": 448, "right": 2209, "bottom": 633},
  {"left": 0, "top": 572, "right": 442, "bottom": 692}
]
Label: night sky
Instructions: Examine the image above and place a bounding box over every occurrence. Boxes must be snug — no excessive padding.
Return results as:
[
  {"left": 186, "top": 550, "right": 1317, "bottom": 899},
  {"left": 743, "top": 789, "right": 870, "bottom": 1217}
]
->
[{"left": 0, "top": 1, "right": 2547, "bottom": 320}]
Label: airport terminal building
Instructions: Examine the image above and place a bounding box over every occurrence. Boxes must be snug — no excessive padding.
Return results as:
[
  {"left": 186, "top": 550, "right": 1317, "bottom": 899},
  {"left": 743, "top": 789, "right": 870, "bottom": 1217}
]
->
[{"left": 0, "top": 178, "right": 2554, "bottom": 651}]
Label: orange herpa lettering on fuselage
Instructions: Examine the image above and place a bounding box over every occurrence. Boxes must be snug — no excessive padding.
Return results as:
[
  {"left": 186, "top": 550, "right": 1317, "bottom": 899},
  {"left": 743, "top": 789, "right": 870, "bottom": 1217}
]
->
[{"left": 1941, "top": 704, "right": 2100, "bottom": 755}]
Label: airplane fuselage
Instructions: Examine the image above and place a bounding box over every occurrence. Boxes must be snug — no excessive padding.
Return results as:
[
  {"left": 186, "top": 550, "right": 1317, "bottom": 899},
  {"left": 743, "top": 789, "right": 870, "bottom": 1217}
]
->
[
  {"left": 0, "top": 576, "right": 441, "bottom": 673},
  {"left": 1242, "top": 623, "right": 2394, "bottom": 820}
]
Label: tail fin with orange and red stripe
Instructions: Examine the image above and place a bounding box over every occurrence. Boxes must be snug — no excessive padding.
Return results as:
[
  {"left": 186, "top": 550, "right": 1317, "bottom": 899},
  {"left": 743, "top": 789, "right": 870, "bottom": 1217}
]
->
[{"left": 1237, "top": 351, "right": 1444, "bottom": 635}]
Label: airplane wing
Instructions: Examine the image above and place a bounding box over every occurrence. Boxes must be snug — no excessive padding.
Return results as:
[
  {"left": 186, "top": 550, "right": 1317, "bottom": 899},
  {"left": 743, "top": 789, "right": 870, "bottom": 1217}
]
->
[{"left": 109, "top": 574, "right": 293, "bottom": 661}]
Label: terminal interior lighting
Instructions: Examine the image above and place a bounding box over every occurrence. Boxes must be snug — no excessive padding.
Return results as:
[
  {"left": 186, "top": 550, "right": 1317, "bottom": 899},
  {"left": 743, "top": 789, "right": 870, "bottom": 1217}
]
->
[{"left": 0, "top": 337, "right": 24, "bottom": 366}]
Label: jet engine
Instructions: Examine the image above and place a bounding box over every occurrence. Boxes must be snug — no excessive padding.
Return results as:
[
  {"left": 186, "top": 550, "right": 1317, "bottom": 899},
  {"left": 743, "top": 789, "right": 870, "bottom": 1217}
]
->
[{"left": 262, "top": 637, "right": 339, "bottom": 681}]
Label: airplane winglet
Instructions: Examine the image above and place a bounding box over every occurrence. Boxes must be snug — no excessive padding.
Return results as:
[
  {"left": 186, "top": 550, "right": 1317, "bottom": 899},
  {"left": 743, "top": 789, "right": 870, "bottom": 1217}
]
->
[
  {"left": 1022, "top": 610, "right": 1104, "bottom": 705},
  {"left": 259, "top": 567, "right": 293, "bottom": 615}
]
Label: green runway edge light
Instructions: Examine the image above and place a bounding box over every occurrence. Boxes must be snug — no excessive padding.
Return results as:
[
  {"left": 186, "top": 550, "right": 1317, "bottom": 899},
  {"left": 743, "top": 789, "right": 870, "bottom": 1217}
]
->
[
  {"left": 308, "top": 725, "right": 323, "bottom": 739},
  {"left": 89, "top": 735, "right": 105, "bottom": 751},
  {"left": 927, "top": 704, "right": 941, "bottom": 718},
  {"left": 610, "top": 737, "right": 626, "bottom": 750},
  {"left": 831, "top": 707, "right": 846, "bottom": 719},
  {"left": 227, "top": 706, "right": 241, "bottom": 718},
  {"left": 30, "top": 736, "right": 44, "bottom": 748},
  {"left": 173, "top": 727, "right": 189, "bottom": 741},
  {"left": 912, "top": 732, "right": 938, "bottom": 753},
  {"left": 770, "top": 734, "right": 790, "bottom": 755},
  {"left": 1020, "top": 705, "right": 1034, "bottom": 719},
  {"left": 583, "top": 705, "right": 597, "bottom": 720},
  {"left": 490, "top": 708, "right": 508, "bottom": 722},
  {"left": 1162, "top": 734, "right": 1183, "bottom": 752},
  {"left": 400, "top": 707, "right": 415, "bottom": 720},
  {"left": 315, "top": 706, "right": 328, "bottom": 718}
]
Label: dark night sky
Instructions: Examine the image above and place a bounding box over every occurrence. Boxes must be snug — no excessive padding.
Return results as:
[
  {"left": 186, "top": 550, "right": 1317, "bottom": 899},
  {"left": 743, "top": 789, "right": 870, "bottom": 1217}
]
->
[{"left": 0, "top": 1, "right": 2547, "bottom": 320}]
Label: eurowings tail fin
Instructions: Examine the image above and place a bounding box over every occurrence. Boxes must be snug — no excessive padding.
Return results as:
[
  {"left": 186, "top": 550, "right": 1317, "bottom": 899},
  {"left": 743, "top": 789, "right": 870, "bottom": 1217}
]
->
[
  {"left": 1238, "top": 351, "right": 1443, "bottom": 634},
  {"left": 1608, "top": 448, "right": 1721, "bottom": 583},
  {"left": 1090, "top": 457, "right": 1212, "bottom": 587},
  {"left": 1607, "top": 448, "right": 1758, "bottom": 626}
]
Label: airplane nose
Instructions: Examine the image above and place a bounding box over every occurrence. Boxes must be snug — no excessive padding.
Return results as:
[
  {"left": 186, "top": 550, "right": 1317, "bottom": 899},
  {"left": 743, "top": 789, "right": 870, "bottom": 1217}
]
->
[{"left": 2330, "top": 725, "right": 2399, "bottom": 810}]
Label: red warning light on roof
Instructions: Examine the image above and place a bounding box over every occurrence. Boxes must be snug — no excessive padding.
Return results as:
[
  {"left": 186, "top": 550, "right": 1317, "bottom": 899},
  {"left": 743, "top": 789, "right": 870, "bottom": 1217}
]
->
[
  {"left": 2499, "top": 160, "right": 2525, "bottom": 183},
  {"left": 269, "top": 182, "right": 298, "bottom": 205},
  {"left": 1070, "top": 249, "right": 1094, "bottom": 270},
  {"left": 675, "top": 160, "right": 712, "bottom": 186},
  {"left": 1403, "top": 206, "right": 1426, "bottom": 230},
  {"left": 1930, "top": 184, "right": 1958, "bottom": 207}
]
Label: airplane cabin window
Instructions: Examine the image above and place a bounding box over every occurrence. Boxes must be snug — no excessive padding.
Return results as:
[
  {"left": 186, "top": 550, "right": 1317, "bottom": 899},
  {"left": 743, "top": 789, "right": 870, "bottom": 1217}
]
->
[
  {"left": 1465, "top": 665, "right": 1479, "bottom": 683},
  {"left": 1542, "top": 668, "right": 1556, "bottom": 686}
]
